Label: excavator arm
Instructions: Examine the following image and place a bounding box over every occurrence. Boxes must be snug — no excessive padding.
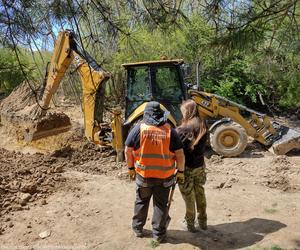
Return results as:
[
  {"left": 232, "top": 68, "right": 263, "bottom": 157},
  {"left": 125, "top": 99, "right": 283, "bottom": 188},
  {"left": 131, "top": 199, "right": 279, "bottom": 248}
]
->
[{"left": 27, "top": 30, "right": 110, "bottom": 143}]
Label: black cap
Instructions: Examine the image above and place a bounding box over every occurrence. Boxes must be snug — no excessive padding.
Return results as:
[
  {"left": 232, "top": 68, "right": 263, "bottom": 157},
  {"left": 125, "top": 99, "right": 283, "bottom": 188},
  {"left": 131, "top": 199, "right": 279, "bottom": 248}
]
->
[{"left": 143, "top": 101, "right": 170, "bottom": 126}]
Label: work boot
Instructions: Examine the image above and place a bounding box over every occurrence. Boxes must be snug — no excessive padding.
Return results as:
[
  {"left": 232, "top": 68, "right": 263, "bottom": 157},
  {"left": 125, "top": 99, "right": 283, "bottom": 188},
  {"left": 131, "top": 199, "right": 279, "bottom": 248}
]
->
[
  {"left": 198, "top": 219, "right": 207, "bottom": 230},
  {"left": 133, "top": 229, "right": 144, "bottom": 238},
  {"left": 153, "top": 234, "right": 166, "bottom": 243},
  {"left": 181, "top": 219, "right": 198, "bottom": 233},
  {"left": 187, "top": 224, "right": 198, "bottom": 233}
]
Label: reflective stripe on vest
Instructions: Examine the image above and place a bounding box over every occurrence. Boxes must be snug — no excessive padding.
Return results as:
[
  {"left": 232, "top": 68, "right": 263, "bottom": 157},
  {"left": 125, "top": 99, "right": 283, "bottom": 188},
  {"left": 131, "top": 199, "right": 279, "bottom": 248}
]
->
[
  {"left": 135, "top": 162, "right": 176, "bottom": 171},
  {"left": 133, "top": 153, "right": 174, "bottom": 159},
  {"left": 133, "top": 123, "right": 176, "bottom": 179}
]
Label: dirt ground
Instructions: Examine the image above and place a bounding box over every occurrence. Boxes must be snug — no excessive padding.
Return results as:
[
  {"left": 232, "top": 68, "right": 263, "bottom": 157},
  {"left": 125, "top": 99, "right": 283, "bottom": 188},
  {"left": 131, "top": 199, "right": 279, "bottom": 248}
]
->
[{"left": 1, "top": 101, "right": 300, "bottom": 250}]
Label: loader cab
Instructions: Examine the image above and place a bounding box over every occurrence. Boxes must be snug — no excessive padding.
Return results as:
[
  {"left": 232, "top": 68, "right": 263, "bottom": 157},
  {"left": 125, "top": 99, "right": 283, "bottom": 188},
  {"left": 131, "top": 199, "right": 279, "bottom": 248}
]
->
[{"left": 122, "top": 59, "right": 187, "bottom": 124}]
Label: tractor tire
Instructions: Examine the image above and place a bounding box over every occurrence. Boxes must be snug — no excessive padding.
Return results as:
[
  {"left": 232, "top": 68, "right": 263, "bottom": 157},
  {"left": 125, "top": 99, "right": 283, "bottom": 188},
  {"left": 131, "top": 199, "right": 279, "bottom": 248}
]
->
[{"left": 210, "top": 122, "right": 248, "bottom": 157}]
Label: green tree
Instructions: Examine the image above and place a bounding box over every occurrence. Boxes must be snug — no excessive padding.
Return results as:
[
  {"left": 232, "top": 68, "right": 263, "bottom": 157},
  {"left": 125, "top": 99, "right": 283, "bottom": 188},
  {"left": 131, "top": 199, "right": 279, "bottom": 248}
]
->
[{"left": 0, "top": 48, "right": 33, "bottom": 94}]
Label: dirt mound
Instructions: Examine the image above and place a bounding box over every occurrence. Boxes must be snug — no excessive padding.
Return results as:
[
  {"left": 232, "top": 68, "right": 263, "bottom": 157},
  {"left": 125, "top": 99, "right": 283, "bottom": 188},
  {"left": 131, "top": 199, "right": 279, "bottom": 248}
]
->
[
  {"left": 0, "top": 81, "right": 38, "bottom": 121},
  {"left": 0, "top": 81, "right": 72, "bottom": 142},
  {"left": 271, "top": 156, "right": 292, "bottom": 169},
  {"left": 263, "top": 156, "right": 300, "bottom": 192},
  {"left": 0, "top": 148, "right": 66, "bottom": 219},
  {"left": 0, "top": 139, "right": 125, "bottom": 224},
  {"left": 50, "top": 140, "right": 126, "bottom": 176},
  {"left": 0, "top": 81, "right": 37, "bottom": 111}
]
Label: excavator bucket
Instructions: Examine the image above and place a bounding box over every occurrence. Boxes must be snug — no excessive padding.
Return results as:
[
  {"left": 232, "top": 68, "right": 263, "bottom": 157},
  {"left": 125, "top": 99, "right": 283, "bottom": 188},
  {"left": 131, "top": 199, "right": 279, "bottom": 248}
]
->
[
  {"left": 23, "top": 112, "right": 71, "bottom": 142},
  {"left": 269, "top": 124, "right": 300, "bottom": 155}
]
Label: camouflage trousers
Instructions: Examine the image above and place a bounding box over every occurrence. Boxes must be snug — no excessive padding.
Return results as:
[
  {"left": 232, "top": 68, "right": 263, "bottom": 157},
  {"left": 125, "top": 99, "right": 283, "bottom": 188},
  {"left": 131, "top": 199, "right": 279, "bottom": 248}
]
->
[{"left": 178, "top": 166, "right": 207, "bottom": 226}]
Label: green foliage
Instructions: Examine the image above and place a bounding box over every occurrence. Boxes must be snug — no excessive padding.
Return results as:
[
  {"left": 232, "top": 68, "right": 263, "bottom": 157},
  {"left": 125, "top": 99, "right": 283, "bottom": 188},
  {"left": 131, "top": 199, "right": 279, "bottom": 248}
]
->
[
  {"left": 0, "top": 48, "right": 32, "bottom": 94},
  {"left": 202, "top": 55, "right": 266, "bottom": 105},
  {"left": 111, "top": 14, "right": 213, "bottom": 65},
  {"left": 1, "top": 0, "right": 299, "bottom": 110},
  {"left": 250, "top": 46, "right": 300, "bottom": 109},
  {"left": 149, "top": 239, "right": 160, "bottom": 248},
  {"left": 268, "top": 246, "right": 283, "bottom": 250},
  {"left": 104, "top": 14, "right": 213, "bottom": 101},
  {"left": 0, "top": 44, "right": 52, "bottom": 96}
]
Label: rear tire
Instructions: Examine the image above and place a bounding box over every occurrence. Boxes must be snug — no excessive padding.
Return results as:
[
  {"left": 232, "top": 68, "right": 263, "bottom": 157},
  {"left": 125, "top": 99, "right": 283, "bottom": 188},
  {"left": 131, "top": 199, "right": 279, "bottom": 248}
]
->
[{"left": 210, "top": 122, "right": 248, "bottom": 157}]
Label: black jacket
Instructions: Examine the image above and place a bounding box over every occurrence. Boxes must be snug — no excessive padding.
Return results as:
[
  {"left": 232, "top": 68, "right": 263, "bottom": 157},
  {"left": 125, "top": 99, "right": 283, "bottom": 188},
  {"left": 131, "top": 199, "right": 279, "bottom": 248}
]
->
[{"left": 180, "top": 132, "right": 207, "bottom": 168}]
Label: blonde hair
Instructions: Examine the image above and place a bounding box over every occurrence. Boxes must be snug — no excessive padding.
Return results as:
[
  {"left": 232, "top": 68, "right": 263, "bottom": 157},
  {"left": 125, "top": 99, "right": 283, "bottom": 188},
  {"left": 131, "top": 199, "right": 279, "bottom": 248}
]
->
[{"left": 178, "top": 99, "right": 207, "bottom": 149}]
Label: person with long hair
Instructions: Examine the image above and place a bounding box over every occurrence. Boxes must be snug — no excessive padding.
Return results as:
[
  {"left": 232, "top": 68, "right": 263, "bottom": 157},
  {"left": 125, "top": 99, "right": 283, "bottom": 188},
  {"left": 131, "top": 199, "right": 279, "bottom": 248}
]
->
[{"left": 176, "top": 99, "right": 208, "bottom": 233}]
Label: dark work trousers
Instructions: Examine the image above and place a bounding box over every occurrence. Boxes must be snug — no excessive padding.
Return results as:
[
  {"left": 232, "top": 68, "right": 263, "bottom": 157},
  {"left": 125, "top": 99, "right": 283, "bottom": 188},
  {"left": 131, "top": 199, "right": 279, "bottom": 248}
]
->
[{"left": 132, "top": 174, "right": 174, "bottom": 238}]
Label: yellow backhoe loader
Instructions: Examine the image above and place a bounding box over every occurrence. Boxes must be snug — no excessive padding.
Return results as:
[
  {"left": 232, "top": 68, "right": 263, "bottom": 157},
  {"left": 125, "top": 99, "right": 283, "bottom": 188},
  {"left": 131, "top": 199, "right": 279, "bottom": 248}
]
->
[
  {"left": 119, "top": 60, "right": 300, "bottom": 157},
  {"left": 1, "top": 30, "right": 299, "bottom": 159}
]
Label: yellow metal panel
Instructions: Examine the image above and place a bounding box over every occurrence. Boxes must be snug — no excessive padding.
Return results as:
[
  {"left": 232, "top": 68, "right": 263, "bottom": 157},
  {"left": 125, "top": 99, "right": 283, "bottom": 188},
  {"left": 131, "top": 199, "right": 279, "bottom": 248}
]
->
[
  {"left": 74, "top": 50, "right": 110, "bottom": 142},
  {"left": 40, "top": 31, "right": 73, "bottom": 110},
  {"left": 190, "top": 90, "right": 268, "bottom": 144},
  {"left": 111, "top": 109, "right": 124, "bottom": 161}
]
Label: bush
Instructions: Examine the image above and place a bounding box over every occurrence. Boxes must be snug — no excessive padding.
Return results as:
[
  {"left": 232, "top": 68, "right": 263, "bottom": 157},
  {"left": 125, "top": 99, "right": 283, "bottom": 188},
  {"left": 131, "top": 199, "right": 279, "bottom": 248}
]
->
[
  {"left": 202, "top": 55, "right": 266, "bottom": 107},
  {"left": 0, "top": 48, "right": 33, "bottom": 94}
]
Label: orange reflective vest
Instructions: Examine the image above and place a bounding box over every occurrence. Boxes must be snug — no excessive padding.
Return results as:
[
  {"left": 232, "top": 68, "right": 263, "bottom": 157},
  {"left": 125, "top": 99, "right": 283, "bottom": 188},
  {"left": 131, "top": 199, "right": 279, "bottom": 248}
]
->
[{"left": 133, "top": 123, "right": 176, "bottom": 179}]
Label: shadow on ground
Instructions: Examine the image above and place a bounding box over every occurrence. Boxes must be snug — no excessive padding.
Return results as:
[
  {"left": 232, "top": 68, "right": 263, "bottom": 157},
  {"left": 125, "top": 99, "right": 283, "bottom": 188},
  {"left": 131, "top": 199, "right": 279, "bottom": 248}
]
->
[
  {"left": 293, "top": 239, "right": 300, "bottom": 247},
  {"left": 204, "top": 144, "right": 265, "bottom": 160},
  {"left": 286, "top": 148, "right": 300, "bottom": 157},
  {"left": 167, "top": 218, "right": 286, "bottom": 250}
]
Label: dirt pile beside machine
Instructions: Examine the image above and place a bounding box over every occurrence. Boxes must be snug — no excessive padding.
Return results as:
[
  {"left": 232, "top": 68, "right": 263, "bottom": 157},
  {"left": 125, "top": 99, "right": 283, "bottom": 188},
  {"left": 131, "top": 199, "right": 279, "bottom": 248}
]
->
[{"left": 0, "top": 81, "right": 71, "bottom": 141}]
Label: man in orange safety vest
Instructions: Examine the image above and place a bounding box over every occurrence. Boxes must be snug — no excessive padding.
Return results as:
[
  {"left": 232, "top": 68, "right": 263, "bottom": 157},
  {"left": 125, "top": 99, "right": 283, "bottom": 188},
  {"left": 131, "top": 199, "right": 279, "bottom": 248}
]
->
[{"left": 125, "top": 101, "right": 185, "bottom": 243}]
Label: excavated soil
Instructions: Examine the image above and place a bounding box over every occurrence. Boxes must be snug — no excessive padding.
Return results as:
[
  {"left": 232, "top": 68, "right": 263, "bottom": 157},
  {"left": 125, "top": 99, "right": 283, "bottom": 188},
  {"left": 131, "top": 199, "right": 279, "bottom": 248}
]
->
[
  {"left": 0, "top": 139, "right": 125, "bottom": 227},
  {"left": 0, "top": 139, "right": 299, "bottom": 249},
  {"left": 0, "top": 148, "right": 66, "bottom": 220},
  {"left": 0, "top": 81, "right": 71, "bottom": 141},
  {"left": 1, "top": 91, "right": 300, "bottom": 249},
  {"left": 0, "top": 81, "right": 38, "bottom": 117},
  {"left": 263, "top": 156, "right": 300, "bottom": 191},
  {"left": 28, "top": 112, "right": 71, "bottom": 133}
]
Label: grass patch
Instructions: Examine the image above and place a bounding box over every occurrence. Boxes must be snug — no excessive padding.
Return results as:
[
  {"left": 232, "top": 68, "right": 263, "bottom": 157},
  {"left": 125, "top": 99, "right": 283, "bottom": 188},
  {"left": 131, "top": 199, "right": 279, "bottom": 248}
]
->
[
  {"left": 149, "top": 239, "right": 160, "bottom": 248},
  {"left": 264, "top": 208, "right": 278, "bottom": 214},
  {"left": 246, "top": 245, "right": 284, "bottom": 250},
  {"left": 269, "top": 246, "right": 283, "bottom": 250}
]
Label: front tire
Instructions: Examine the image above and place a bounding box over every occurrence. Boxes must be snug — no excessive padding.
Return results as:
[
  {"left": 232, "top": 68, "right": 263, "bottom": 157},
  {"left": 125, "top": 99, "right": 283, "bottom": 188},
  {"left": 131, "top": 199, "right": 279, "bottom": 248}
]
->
[{"left": 210, "top": 122, "right": 248, "bottom": 157}]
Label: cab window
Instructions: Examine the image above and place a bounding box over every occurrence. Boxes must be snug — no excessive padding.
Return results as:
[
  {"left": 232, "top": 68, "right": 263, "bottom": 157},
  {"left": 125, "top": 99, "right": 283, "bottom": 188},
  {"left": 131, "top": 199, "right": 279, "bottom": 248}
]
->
[
  {"left": 127, "top": 66, "right": 151, "bottom": 101},
  {"left": 126, "top": 66, "right": 151, "bottom": 118},
  {"left": 152, "top": 66, "right": 184, "bottom": 103}
]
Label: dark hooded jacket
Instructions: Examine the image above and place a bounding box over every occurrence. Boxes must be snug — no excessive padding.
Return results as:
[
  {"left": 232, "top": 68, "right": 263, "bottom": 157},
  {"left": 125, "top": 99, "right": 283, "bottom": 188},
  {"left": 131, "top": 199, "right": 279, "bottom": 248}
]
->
[
  {"left": 176, "top": 122, "right": 207, "bottom": 168},
  {"left": 125, "top": 101, "right": 182, "bottom": 152}
]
